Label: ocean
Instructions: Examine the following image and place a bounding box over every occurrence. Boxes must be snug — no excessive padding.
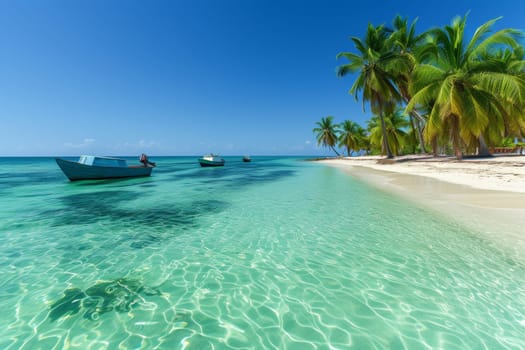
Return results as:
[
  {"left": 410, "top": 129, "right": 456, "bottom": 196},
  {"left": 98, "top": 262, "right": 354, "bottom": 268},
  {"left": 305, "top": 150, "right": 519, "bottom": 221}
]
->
[{"left": 1, "top": 156, "right": 524, "bottom": 349}]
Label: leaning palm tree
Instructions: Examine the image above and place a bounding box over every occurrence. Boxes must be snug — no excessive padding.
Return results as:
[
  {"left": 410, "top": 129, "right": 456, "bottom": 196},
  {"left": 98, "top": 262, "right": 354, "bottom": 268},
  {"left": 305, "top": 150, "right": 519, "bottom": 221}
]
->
[
  {"left": 313, "top": 116, "right": 340, "bottom": 156},
  {"left": 407, "top": 15, "right": 525, "bottom": 158},
  {"left": 337, "top": 24, "right": 402, "bottom": 159},
  {"left": 338, "top": 120, "right": 365, "bottom": 156}
]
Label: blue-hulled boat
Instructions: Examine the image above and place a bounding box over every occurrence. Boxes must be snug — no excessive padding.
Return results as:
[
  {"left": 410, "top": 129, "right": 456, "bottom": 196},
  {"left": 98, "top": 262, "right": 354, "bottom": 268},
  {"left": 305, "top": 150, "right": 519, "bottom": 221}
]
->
[
  {"left": 198, "top": 154, "right": 225, "bottom": 167},
  {"left": 55, "top": 155, "right": 155, "bottom": 181}
]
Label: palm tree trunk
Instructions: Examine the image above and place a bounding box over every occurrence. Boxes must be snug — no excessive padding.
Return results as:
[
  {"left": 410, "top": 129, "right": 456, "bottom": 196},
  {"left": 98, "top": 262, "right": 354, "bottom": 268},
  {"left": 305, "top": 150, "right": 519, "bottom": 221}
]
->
[
  {"left": 411, "top": 112, "right": 427, "bottom": 154},
  {"left": 379, "top": 112, "right": 394, "bottom": 158},
  {"left": 431, "top": 136, "right": 438, "bottom": 157},
  {"left": 330, "top": 146, "right": 340, "bottom": 156},
  {"left": 451, "top": 115, "right": 463, "bottom": 160},
  {"left": 408, "top": 114, "right": 418, "bottom": 153},
  {"left": 376, "top": 96, "right": 394, "bottom": 159},
  {"left": 477, "top": 134, "right": 492, "bottom": 157},
  {"left": 402, "top": 96, "right": 427, "bottom": 154}
]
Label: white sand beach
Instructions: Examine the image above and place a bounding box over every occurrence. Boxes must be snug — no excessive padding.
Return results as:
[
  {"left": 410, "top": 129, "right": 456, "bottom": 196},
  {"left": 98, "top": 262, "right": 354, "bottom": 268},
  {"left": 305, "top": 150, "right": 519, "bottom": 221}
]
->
[{"left": 320, "top": 155, "right": 525, "bottom": 255}]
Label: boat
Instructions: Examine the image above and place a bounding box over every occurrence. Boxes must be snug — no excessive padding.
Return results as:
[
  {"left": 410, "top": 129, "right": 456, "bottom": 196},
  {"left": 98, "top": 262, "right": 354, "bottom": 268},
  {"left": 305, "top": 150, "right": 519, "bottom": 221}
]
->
[
  {"left": 242, "top": 155, "right": 251, "bottom": 162},
  {"left": 198, "top": 154, "right": 225, "bottom": 167},
  {"left": 55, "top": 155, "right": 155, "bottom": 181}
]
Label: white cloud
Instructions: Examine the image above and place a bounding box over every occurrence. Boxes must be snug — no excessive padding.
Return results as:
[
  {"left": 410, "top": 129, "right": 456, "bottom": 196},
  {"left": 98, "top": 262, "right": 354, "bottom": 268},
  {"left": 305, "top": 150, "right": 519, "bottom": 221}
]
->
[
  {"left": 112, "top": 139, "right": 160, "bottom": 153},
  {"left": 64, "top": 138, "right": 95, "bottom": 148}
]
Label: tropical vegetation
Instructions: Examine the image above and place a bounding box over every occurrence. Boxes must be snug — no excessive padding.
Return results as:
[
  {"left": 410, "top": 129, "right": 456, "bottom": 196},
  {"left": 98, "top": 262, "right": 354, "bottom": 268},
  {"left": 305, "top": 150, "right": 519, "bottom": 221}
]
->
[
  {"left": 338, "top": 120, "right": 367, "bottom": 156},
  {"left": 313, "top": 116, "right": 341, "bottom": 156},
  {"left": 315, "top": 14, "right": 525, "bottom": 159}
]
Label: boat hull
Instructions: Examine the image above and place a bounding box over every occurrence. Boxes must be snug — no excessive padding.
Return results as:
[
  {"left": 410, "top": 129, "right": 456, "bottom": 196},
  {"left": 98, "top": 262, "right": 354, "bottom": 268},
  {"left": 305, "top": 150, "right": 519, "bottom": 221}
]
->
[
  {"left": 198, "top": 159, "right": 225, "bottom": 167},
  {"left": 56, "top": 158, "right": 153, "bottom": 181}
]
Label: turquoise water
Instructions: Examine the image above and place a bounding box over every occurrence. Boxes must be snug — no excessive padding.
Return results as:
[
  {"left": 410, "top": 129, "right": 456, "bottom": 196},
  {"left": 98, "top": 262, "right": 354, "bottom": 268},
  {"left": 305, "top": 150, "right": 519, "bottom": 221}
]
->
[{"left": 1, "top": 156, "right": 524, "bottom": 349}]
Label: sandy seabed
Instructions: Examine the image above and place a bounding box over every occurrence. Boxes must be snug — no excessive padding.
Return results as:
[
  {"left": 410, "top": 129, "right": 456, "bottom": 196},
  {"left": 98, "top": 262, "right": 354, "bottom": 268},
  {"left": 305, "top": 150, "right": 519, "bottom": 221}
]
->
[{"left": 320, "top": 155, "right": 525, "bottom": 256}]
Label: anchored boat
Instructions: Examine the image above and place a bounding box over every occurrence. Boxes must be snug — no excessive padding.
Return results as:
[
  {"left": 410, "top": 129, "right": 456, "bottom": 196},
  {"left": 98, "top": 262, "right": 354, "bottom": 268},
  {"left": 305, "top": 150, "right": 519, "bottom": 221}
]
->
[
  {"left": 55, "top": 155, "right": 155, "bottom": 181},
  {"left": 198, "top": 154, "right": 225, "bottom": 167}
]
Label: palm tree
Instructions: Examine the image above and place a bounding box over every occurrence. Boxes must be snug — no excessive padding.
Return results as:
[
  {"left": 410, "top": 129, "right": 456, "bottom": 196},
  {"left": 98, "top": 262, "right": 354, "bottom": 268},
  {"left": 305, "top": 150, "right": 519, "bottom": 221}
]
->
[
  {"left": 389, "top": 15, "right": 430, "bottom": 153},
  {"left": 368, "top": 109, "right": 409, "bottom": 156},
  {"left": 337, "top": 24, "right": 402, "bottom": 159},
  {"left": 338, "top": 120, "right": 365, "bottom": 156},
  {"left": 487, "top": 47, "right": 525, "bottom": 145},
  {"left": 313, "top": 116, "right": 340, "bottom": 156},
  {"left": 407, "top": 15, "right": 525, "bottom": 158}
]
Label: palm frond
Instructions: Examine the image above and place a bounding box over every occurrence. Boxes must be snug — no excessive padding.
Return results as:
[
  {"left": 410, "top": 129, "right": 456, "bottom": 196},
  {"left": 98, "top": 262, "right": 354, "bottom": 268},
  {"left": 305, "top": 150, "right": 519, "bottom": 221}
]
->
[
  {"left": 434, "top": 75, "right": 454, "bottom": 109},
  {"left": 465, "top": 17, "right": 501, "bottom": 56},
  {"left": 425, "top": 102, "right": 444, "bottom": 140},
  {"left": 470, "top": 29, "right": 522, "bottom": 59},
  {"left": 456, "top": 89, "right": 485, "bottom": 138},
  {"left": 350, "top": 37, "right": 367, "bottom": 54},
  {"left": 410, "top": 64, "right": 444, "bottom": 91},
  {"left": 349, "top": 73, "right": 366, "bottom": 102},
  {"left": 336, "top": 52, "right": 362, "bottom": 62},
  {"left": 476, "top": 71, "right": 525, "bottom": 104},
  {"left": 336, "top": 63, "right": 360, "bottom": 77},
  {"left": 509, "top": 59, "right": 525, "bottom": 72}
]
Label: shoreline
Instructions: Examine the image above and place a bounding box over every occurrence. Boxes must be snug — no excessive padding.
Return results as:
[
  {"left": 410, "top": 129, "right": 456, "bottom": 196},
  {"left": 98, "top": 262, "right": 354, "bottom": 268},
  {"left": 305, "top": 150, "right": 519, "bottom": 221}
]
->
[{"left": 319, "top": 156, "right": 525, "bottom": 256}]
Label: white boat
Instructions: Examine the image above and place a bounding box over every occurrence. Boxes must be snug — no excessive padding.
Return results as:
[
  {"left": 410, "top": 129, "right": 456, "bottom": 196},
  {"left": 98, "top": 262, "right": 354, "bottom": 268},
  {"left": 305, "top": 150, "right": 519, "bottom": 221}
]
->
[{"left": 198, "top": 154, "right": 225, "bottom": 167}]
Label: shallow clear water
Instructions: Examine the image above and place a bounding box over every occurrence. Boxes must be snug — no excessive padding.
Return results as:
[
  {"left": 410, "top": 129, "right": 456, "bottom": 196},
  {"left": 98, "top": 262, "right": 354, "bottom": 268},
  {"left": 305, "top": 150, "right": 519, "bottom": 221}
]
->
[{"left": 1, "top": 156, "right": 524, "bottom": 349}]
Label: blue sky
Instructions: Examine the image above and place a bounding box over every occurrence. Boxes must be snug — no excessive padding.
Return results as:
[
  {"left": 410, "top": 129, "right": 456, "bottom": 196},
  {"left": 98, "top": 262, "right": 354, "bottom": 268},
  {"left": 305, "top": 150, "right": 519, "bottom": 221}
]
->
[{"left": 1, "top": 0, "right": 525, "bottom": 156}]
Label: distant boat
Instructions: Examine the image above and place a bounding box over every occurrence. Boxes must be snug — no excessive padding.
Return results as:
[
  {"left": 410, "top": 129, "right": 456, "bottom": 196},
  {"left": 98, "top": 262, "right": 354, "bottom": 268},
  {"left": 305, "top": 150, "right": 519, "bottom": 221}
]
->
[
  {"left": 56, "top": 155, "right": 155, "bottom": 181},
  {"left": 242, "top": 155, "right": 251, "bottom": 162},
  {"left": 198, "top": 154, "right": 225, "bottom": 167}
]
